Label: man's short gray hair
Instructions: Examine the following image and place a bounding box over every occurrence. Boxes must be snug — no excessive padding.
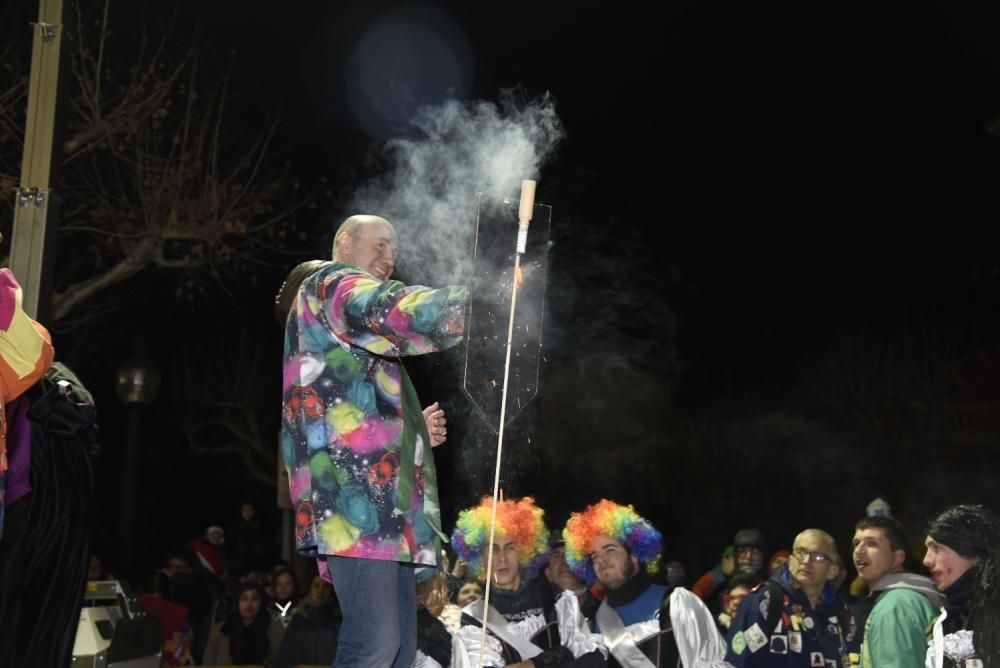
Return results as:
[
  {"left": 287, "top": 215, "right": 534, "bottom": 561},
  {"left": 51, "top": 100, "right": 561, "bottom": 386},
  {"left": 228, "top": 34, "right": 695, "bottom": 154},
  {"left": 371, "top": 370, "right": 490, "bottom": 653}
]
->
[
  {"left": 331, "top": 214, "right": 393, "bottom": 259},
  {"left": 796, "top": 528, "right": 839, "bottom": 563}
]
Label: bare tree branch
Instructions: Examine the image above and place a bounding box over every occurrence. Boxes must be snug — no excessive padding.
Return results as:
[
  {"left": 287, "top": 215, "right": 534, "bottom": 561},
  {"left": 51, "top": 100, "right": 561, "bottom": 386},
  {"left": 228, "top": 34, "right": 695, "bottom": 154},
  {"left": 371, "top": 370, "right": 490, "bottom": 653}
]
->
[
  {"left": 1, "top": 2, "right": 321, "bottom": 324},
  {"left": 171, "top": 324, "right": 278, "bottom": 489}
]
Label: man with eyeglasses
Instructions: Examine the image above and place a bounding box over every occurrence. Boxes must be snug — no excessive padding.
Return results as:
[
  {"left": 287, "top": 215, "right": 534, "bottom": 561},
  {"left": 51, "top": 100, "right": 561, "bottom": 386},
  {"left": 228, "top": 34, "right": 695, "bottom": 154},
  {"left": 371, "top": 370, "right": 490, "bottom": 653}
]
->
[
  {"left": 564, "top": 499, "right": 730, "bottom": 667},
  {"left": 726, "top": 529, "right": 854, "bottom": 667}
]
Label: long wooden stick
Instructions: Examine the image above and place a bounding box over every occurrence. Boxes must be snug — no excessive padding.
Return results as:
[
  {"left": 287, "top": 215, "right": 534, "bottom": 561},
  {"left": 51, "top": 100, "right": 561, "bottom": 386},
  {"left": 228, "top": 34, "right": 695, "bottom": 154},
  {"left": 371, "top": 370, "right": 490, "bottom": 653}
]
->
[{"left": 477, "top": 179, "right": 536, "bottom": 665}]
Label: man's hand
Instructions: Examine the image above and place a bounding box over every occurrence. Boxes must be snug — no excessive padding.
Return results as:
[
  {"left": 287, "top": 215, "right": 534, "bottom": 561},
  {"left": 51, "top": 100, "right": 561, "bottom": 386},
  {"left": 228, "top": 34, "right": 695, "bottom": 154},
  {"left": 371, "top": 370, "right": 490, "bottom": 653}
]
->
[{"left": 423, "top": 402, "right": 448, "bottom": 447}]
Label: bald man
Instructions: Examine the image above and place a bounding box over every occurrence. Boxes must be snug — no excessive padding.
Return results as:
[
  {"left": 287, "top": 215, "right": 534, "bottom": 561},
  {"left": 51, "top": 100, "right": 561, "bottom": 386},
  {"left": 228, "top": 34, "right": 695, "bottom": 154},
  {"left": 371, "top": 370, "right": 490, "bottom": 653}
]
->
[{"left": 281, "top": 215, "right": 468, "bottom": 667}]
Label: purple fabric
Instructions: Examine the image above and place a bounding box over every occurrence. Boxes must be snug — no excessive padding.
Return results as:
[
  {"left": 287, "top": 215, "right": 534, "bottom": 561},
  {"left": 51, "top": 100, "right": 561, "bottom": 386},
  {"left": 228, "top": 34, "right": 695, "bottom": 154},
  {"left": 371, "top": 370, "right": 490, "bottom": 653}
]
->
[{"left": 4, "top": 396, "right": 33, "bottom": 506}]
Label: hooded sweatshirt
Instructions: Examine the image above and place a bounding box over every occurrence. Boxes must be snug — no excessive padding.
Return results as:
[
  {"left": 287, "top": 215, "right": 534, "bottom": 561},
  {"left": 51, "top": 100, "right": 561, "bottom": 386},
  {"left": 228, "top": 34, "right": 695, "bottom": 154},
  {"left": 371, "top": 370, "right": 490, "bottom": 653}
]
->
[{"left": 859, "top": 571, "right": 943, "bottom": 668}]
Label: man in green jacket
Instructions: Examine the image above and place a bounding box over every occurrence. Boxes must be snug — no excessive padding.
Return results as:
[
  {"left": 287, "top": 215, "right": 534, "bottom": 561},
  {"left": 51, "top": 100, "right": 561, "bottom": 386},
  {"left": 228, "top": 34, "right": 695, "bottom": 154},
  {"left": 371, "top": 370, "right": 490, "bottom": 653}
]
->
[{"left": 851, "top": 516, "right": 943, "bottom": 667}]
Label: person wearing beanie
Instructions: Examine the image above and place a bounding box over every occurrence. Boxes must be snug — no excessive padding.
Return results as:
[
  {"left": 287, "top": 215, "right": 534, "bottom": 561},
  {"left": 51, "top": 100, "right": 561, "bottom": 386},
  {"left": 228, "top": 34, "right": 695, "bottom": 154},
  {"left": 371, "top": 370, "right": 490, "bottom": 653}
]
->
[
  {"left": 695, "top": 529, "right": 768, "bottom": 617},
  {"left": 734, "top": 529, "right": 768, "bottom": 579},
  {"left": 924, "top": 504, "right": 1000, "bottom": 668},
  {"left": 564, "top": 499, "right": 729, "bottom": 667},
  {"left": 189, "top": 525, "right": 227, "bottom": 578},
  {"left": 450, "top": 496, "right": 604, "bottom": 667}
]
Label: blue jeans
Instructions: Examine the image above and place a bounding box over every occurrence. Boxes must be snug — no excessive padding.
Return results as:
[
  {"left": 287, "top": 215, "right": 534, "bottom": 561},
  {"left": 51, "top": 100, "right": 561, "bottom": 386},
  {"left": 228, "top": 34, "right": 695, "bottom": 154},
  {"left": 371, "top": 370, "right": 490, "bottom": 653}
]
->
[{"left": 326, "top": 556, "right": 416, "bottom": 668}]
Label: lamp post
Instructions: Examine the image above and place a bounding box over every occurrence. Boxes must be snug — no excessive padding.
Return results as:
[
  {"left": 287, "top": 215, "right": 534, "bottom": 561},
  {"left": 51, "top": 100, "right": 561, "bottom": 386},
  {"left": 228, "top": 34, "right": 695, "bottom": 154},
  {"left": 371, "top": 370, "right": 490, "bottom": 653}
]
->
[{"left": 115, "top": 355, "right": 161, "bottom": 575}]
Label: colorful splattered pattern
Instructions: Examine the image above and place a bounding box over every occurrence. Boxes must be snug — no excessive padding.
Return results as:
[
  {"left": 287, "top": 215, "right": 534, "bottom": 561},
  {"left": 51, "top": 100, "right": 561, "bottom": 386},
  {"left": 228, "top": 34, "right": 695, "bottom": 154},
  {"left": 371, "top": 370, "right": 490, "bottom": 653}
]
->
[{"left": 282, "top": 263, "right": 467, "bottom": 565}]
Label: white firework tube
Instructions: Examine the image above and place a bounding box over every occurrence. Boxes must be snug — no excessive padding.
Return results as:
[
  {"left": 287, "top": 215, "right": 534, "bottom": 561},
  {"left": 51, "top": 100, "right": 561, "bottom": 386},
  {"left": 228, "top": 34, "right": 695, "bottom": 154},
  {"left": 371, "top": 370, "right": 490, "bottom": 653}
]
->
[{"left": 516, "top": 179, "right": 536, "bottom": 253}]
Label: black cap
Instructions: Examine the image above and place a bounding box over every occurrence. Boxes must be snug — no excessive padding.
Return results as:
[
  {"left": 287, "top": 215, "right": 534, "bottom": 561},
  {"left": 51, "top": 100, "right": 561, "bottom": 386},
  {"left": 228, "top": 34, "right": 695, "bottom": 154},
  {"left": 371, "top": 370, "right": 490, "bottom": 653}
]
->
[{"left": 733, "top": 529, "right": 764, "bottom": 549}]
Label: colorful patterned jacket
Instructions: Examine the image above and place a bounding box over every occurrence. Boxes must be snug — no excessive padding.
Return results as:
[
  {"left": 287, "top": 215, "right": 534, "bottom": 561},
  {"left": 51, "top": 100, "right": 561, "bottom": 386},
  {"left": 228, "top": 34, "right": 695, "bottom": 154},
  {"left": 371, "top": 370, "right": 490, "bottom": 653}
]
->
[{"left": 281, "top": 262, "right": 466, "bottom": 566}]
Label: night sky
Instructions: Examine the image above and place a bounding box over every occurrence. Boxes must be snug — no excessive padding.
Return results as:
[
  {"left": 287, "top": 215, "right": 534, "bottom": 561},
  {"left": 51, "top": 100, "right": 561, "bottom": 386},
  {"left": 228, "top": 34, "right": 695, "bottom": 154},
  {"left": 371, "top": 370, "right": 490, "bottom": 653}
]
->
[{"left": 58, "top": 0, "right": 1000, "bottom": 573}]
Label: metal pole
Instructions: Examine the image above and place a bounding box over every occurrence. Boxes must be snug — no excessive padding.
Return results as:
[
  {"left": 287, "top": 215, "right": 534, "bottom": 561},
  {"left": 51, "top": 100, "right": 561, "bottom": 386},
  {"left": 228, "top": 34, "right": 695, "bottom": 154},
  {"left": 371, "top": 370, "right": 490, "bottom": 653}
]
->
[
  {"left": 10, "top": 0, "right": 69, "bottom": 322},
  {"left": 117, "top": 405, "right": 142, "bottom": 573}
]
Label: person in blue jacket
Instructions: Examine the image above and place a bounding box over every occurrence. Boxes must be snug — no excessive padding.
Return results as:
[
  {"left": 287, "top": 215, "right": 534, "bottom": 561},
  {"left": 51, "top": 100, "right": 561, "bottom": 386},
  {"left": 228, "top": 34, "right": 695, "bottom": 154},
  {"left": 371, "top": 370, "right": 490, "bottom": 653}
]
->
[{"left": 727, "top": 528, "right": 855, "bottom": 667}]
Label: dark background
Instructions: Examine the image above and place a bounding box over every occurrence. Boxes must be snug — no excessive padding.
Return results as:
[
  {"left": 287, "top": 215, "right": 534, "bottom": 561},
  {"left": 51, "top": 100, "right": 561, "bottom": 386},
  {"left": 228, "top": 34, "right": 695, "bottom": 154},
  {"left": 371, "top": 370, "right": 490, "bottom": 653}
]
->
[{"left": 17, "top": 0, "right": 1000, "bottom": 577}]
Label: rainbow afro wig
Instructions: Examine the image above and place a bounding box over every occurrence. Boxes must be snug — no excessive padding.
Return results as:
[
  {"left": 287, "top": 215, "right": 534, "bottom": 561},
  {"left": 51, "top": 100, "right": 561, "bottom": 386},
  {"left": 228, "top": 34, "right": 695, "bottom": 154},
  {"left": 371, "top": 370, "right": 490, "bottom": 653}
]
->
[
  {"left": 450, "top": 496, "right": 548, "bottom": 580},
  {"left": 563, "top": 499, "right": 663, "bottom": 585}
]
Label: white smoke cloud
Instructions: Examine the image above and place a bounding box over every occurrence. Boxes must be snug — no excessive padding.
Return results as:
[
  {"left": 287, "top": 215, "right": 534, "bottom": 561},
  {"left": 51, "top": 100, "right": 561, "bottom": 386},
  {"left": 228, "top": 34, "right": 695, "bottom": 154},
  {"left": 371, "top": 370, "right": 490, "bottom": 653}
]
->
[{"left": 348, "top": 91, "right": 564, "bottom": 285}]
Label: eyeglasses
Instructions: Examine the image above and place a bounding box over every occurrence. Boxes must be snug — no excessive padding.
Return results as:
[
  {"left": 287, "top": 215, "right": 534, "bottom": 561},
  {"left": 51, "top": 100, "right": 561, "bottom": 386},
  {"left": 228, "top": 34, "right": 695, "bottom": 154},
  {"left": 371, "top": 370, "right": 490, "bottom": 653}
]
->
[{"left": 791, "top": 548, "right": 834, "bottom": 564}]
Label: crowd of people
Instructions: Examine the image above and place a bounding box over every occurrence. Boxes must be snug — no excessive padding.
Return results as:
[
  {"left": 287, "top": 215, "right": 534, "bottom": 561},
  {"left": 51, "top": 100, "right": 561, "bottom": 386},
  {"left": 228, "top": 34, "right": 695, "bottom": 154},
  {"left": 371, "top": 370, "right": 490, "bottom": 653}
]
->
[
  {"left": 113, "top": 496, "right": 1000, "bottom": 667},
  {"left": 90, "top": 499, "right": 346, "bottom": 666},
  {"left": 269, "top": 213, "right": 1000, "bottom": 667}
]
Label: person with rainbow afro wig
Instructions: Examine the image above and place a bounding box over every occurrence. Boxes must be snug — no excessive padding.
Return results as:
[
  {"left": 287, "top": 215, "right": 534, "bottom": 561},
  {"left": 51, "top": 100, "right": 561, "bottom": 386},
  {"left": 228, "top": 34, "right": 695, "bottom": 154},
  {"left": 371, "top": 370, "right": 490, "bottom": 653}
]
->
[
  {"left": 563, "top": 499, "right": 664, "bottom": 587},
  {"left": 563, "top": 499, "right": 730, "bottom": 668},
  {"left": 451, "top": 496, "right": 549, "bottom": 584},
  {"left": 450, "top": 496, "right": 606, "bottom": 667}
]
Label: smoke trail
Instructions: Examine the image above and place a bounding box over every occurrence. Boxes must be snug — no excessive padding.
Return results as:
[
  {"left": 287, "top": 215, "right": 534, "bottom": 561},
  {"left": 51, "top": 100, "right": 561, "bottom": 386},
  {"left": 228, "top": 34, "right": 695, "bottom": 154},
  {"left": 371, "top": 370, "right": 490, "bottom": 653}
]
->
[{"left": 347, "top": 90, "right": 564, "bottom": 285}]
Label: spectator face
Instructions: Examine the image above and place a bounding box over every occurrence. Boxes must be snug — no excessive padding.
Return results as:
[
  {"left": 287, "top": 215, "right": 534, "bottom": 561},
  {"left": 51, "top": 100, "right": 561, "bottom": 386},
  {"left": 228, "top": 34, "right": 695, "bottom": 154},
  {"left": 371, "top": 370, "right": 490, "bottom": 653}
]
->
[
  {"left": 310, "top": 576, "right": 333, "bottom": 602},
  {"left": 241, "top": 503, "right": 255, "bottom": 522},
  {"left": 589, "top": 534, "right": 637, "bottom": 590},
  {"left": 923, "top": 536, "right": 980, "bottom": 591},
  {"left": 164, "top": 557, "right": 191, "bottom": 578},
  {"left": 456, "top": 582, "right": 483, "bottom": 606},
  {"left": 545, "top": 546, "right": 584, "bottom": 591},
  {"left": 274, "top": 571, "right": 296, "bottom": 600},
  {"left": 87, "top": 555, "right": 103, "bottom": 580},
  {"left": 238, "top": 589, "right": 262, "bottom": 623},
  {"left": 724, "top": 585, "right": 751, "bottom": 616},
  {"left": 768, "top": 552, "right": 789, "bottom": 575},
  {"left": 487, "top": 534, "right": 521, "bottom": 591},
  {"left": 789, "top": 533, "right": 838, "bottom": 592},
  {"left": 341, "top": 220, "right": 398, "bottom": 281},
  {"left": 852, "top": 527, "right": 903, "bottom": 586},
  {"left": 207, "top": 528, "right": 224, "bottom": 546},
  {"left": 736, "top": 546, "right": 764, "bottom": 574},
  {"left": 665, "top": 561, "right": 686, "bottom": 588},
  {"left": 721, "top": 549, "right": 735, "bottom": 575}
]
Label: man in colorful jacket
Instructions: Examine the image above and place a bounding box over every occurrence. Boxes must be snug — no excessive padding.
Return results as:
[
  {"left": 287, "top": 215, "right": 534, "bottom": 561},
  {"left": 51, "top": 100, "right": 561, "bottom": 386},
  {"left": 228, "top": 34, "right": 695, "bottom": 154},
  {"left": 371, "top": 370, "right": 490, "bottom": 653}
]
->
[
  {"left": 281, "top": 214, "right": 467, "bottom": 667},
  {"left": 726, "top": 529, "right": 854, "bottom": 667}
]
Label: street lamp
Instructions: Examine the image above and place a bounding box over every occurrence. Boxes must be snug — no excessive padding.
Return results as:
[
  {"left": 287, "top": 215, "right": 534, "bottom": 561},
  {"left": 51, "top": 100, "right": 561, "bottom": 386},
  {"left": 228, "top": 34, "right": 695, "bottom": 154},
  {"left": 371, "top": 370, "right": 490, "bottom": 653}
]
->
[
  {"left": 115, "top": 355, "right": 160, "bottom": 575},
  {"left": 115, "top": 359, "right": 161, "bottom": 405}
]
